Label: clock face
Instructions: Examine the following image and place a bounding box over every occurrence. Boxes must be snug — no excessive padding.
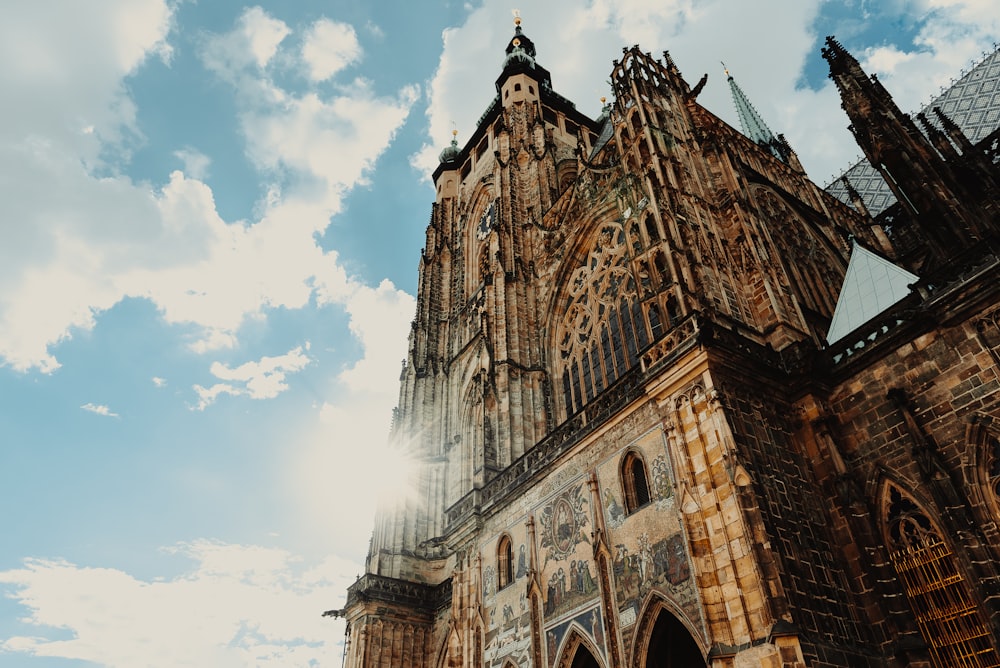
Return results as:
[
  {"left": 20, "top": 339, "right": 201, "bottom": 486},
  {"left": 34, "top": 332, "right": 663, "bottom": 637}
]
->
[{"left": 477, "top": 201, "right": 495, "bottom": 240}]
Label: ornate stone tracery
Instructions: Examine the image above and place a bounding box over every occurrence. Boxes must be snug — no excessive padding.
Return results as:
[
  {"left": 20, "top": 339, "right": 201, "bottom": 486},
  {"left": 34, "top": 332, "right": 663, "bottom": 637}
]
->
[{"left": 556, "top": 220, "right": 651, "bottom": 416}]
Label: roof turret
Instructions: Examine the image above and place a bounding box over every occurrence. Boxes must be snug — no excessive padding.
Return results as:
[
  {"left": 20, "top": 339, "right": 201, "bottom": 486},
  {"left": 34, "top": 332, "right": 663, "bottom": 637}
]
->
[
  {"left": 504, "top": 13, "right": 536, "bottom": 59},
  {"left": 438, "top": 129, "right": 460, "bottom": 165},
  {"left": 497, "top": 12, "right": 551, "bottom": 88}
]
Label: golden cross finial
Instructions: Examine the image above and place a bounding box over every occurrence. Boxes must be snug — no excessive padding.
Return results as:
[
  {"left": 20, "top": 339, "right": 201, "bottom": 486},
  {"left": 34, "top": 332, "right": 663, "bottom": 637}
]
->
[{"left": 513, "top": 9, "right": 521, "bottom": 26}]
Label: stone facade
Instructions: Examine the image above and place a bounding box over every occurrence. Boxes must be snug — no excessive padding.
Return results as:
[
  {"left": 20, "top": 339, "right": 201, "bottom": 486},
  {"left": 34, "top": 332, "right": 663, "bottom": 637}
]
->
[{"left": 336, "top": 24, "right": 1000, "bottom": 668}]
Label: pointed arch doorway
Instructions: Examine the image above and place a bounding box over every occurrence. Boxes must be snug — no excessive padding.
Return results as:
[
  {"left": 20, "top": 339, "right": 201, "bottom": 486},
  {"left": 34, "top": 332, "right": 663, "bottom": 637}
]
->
[
  {"left": 570, "top": 646, "right": 601, "bottom": 668},
  {"left": 643, "top": 609, "right": 705, "bottom": 667},
  {"left": 556, "top": 630, "right": 605, "bottom": 668}
]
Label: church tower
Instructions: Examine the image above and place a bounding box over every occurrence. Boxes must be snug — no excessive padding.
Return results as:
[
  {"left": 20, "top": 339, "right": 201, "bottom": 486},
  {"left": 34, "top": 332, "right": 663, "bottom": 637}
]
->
[{"left": 336, "top": 20, "right": 1000, "bottom": 668}]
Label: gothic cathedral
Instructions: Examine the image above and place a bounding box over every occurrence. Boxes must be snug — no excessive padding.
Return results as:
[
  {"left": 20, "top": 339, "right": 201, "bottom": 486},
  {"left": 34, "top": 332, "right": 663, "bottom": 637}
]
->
[{"left": 334, "top": 19, "right": 1000, "bottom": 668}]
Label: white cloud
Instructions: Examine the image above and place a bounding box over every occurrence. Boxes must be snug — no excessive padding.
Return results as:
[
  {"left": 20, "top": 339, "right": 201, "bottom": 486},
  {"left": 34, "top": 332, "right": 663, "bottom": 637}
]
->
[
  {"left": 81, "top": 403, "right": 120, "bottom": 418},
  {"left": 0, "top": 5, "right": 418, "bottom": 373},
  {"left": 850, "top": 0, "right": 1000, "bottom": 115},
  {"left": 241, "top": 82, "right": 419, "bottom": 200},
  {"left": 0, "top": 0, "right": 171, "bottom": 171},
  {"left": 364, "top": 21, "right": 385, "bottom": 41},
  {"left": 152, "top": 376, "right": 167, "bottom": 387},
  {"left": 302, "top": 18, "right": 361, "bottom": 81},
  {"left": 0, "top": 0, "right": 173, "bottom": 372},
  {"left": 193, "top": 345, "right": 312, "bottom": 409},
  {"left": 863, "top": 45, "right": 916, "bottom": 74},
  {"left": 242, "top": 7, "right": 291, "bottom": 68},
  {"left": 333, "top": 279, "right": 415, "bottom": 395},
  {"left": 173, "top": 147, "right": 211, "bottom": 180},
  {"left": 0, "top": 542, "right": 356, "bottom": 667},
  {"left": 201, "top": 6, "right": 290, "bottom": 78}
]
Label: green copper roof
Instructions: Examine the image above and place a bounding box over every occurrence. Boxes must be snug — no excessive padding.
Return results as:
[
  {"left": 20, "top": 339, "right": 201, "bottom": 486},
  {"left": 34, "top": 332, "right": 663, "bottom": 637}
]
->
[
  {"left": 725, "top": 66, "right": 786, "bottom": 161},
  {"left": 827, "top": 242, "right": 919, "bottom": 344}
]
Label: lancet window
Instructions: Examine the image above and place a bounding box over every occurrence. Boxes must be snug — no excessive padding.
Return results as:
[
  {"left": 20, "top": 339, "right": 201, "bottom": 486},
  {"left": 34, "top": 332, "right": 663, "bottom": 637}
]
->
[
  {"left": 881, "top": 484, "right": 1000, "bottom": 667},
  {"left": 621, "top": 450, "right": 651, "bottom": 514},
  {"left": 497, "top": 534, "right": 513, "bottom": 589}
]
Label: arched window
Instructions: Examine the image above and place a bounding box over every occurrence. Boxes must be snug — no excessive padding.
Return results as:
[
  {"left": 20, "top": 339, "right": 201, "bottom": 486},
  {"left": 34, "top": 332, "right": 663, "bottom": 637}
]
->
[
  {"left": 497, "top": 535, "right": 514, "bottom": 589},
  {"left": 556, "top": 631, "right": 603, "bottom": 668},
  {"left": 666, "top": 295, "right": 680, "bottom": 324},
  {"left": 570, "top": 646, "right": 600, "bottom": 668},
  {"left": 622, "top": 451, "right": 651, "bottom": 514},
  {"left": 628, "top": 222, "right": 642, "bottom": 254},
  {"left": 881, "top": 483, "right": 1000, "bottom": 667},
  {"left": 984, "top": 432, "right": 1000, "bottom": 509}
]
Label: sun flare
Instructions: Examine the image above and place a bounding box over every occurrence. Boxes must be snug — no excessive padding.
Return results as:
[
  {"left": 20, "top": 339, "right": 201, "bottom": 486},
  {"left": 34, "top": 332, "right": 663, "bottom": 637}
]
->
[{"left": 364, "top": 439, "right": 420, "bottom": 507}]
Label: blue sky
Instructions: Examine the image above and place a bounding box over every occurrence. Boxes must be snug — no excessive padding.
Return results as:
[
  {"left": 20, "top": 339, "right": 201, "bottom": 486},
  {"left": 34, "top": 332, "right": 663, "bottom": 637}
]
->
[{"left": 0, "top": 1, "right": 996, "bottom": 665}]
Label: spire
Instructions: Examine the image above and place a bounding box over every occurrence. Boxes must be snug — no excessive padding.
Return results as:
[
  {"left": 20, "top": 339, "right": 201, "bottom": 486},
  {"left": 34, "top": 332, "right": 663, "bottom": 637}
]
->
[
  {"left": 502, "top": 10, "right": 536, "bottom": 71},
  {"left": 505, "top": 10, "right": 536, "bottom": 59},
  {"left": 933, "top": 106, "right": 975, "bottom": 154},
  {"left": 916, "top": 112, "right": 960, "bottom": 160},
  {"left": 724, "top": 64, "right": 789, "bottom": 163}
]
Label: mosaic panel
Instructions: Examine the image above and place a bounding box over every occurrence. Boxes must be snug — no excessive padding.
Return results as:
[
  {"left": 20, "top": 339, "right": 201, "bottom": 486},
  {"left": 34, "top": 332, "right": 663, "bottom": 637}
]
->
[
  {"left": 483, "top": 526, "right": 533, "bottom": 668},
  {"left": 536, "top": 482, "right": 598, "bottom": 622},
  {"left": 594, "top": 428, "right": 703, "bottom": 637}
]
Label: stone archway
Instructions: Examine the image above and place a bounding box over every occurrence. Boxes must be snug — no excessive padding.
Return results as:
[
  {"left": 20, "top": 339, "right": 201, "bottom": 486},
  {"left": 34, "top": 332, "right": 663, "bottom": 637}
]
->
[
  {"left": 642, "top": 609, "right": 705, "bottom": 668},
  {"left": 556, "top": 628, "right": 606, "bottom": 668}
]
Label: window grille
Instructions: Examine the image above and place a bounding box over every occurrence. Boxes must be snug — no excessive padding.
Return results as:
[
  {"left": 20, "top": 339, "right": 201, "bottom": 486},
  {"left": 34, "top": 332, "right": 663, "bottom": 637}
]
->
[{"left": 884, "top": 485, "right": 1000, "bottom": 667}]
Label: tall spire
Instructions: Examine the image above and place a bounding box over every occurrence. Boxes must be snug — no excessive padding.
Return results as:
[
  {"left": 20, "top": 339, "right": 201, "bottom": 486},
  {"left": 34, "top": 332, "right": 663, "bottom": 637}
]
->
[{"left": 724, "top": 64, "right": 789, "bottom": 162}]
